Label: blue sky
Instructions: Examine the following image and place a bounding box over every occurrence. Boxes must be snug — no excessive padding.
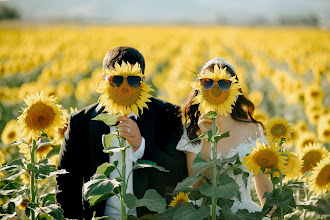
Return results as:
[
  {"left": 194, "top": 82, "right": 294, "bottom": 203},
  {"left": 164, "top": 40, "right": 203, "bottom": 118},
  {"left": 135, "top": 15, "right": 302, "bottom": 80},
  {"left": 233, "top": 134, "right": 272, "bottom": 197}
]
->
[{"left": 6, "top": 0, "right": 330, "bottom": 27}]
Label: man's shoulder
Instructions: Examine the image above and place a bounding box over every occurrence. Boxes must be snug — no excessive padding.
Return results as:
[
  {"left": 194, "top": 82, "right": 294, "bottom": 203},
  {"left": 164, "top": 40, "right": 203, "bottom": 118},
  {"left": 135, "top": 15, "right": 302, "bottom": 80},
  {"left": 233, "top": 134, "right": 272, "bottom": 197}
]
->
[
  {"left": 150, "top": 97, "right": 179, "bottom": 110},
  {"left": 69, "top": 103, "right": 99, "bottom": 121},
  {"left": 149, "top": 97, "right": 181, "bottom": 118}
]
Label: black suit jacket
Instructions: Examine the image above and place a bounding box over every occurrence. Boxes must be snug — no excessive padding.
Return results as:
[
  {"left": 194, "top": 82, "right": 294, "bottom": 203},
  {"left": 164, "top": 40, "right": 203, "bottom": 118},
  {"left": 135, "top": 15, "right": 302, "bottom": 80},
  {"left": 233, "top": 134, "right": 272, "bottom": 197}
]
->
[{"left": 56, "top": 97, "right": 188, "bottom": 219}]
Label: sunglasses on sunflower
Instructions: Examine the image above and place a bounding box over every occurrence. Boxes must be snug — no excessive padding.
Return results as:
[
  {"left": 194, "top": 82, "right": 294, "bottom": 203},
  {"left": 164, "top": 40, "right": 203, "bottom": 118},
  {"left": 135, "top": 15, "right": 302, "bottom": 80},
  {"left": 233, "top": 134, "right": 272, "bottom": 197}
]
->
[
  {"left": 200, "top": 78, "right": 232, "bottom": 91},
  {"left": 109, "top": 75, "right": 143, "bottom": 88}
]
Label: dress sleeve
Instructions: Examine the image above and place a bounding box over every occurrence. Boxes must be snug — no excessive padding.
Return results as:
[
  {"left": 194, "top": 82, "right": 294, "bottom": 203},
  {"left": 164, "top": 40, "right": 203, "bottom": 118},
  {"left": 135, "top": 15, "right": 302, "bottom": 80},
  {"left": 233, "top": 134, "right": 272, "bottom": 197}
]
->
[{"left": 176, "top": 127, "right": 201, "bottom": 154}]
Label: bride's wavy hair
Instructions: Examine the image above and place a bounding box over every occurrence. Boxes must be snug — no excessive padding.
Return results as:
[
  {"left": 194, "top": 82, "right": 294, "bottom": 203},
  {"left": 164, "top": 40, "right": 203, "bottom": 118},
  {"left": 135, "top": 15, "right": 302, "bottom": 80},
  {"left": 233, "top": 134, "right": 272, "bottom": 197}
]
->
[{"left": 182, "top": 63, "right": 263, "bottom": 141}]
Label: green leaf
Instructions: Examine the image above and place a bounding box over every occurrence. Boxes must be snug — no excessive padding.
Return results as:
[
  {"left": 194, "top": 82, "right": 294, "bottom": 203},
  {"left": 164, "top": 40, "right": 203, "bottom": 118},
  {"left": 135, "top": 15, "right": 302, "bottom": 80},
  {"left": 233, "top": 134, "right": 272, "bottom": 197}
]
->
[
  {"left": 173, "top": 203, "right": 210, "bottom": 220},
  {"left": 155, "top": 204, "right": 181, "bottom": 220},
  {"left": 187, "top": 190, "right": 203, "bottom": 201},
  {"left": 186, "top": 131, "right": 212, "bottom": 145},
  {"left": 6, "top": 138, "right": 27, "bottom": 147},
  {"left": 37, "top": 213, "right": 53, "bottom": 220},
  {"left": 96, "top": 163, "right": 116, "bottom": 177},
  {"left": 203, "top": 111, "right": 218, "bottom": 119},
  {"left": 200, "top": 175, "right": 240, "bottom": 200},
  {"left": 92, "top": 113, "right": 121, "bottom": 126},
  {"left": 191, "top": 156, "right": 220, "bottom": 176},
  {"left": 211, "top": 131, "right": 230, "bottom": 143},
  {"left": 0, "top": 201, "right": 16, "bottom": 214},
  {"left": 89, "top": 193, "right": 116, "bottom": 207},
  {"left": 6, "top": 168, "right": 26, "bottom": 181},
  {"left": 222, "top": 206, "right": 257, "bottom": 220},
  {"left": 36, "top": 138, "right": 52, "bottom": 150},
  {"left": 28, "top": 203, "right": 64, "bottom": 219},
  {"left": 0, "top": 182, "right": 27, "bottom": 195},
  {"left": 41, "top": 194, "right": 56, "bottom": 207},
  {"left": 133, "top": 160, "right": 169, "bottom": 172},
  {"left": 0, "top": 158, "right": 25, "bottom": 172},
  {"left": 217, "top": 198, "right": 234, "bottom": 208},
  {"left": 174, "top": 174, "right": 203, "bottom": 193},
  {"left": 242, "top": 172, "right": 249, "bottom": 189},
  {"left": 103, "top": 146, "right": 126, "bottom": 153},
  {"left": 83, "top": 174, "right": 120, "bottom": 201},
  {"left": 46, "top": 145, "right": 61, "bottom": 159},
  {"left": 0, "top": 213, "right": 16, "bottom": 219},
  {"left": 102, "top": 133, "right": 117, "bottom": 148},
  {"left": 123, "top": 193, "right": 137, "bottom": 209},
  {"left": 299, "top": 196, "right": 330, "bottom": 215},
  {"left": 137, "top": 189, "right": 167, "bottom": 213}
]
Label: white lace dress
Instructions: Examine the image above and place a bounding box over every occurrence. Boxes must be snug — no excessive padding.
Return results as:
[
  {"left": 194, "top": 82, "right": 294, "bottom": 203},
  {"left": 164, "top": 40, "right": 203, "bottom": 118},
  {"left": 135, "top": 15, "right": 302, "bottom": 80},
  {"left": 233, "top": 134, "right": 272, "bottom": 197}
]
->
[{"left": 177, "top": 125, "right": 270, "bottom": 217}]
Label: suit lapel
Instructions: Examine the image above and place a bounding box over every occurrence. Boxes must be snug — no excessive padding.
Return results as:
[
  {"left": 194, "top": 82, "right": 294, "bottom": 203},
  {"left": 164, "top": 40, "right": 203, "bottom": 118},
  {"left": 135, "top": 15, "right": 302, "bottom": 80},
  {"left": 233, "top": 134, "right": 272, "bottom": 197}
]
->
[{"left": 89, "top": 105, "right": 110, "bottom": 176}]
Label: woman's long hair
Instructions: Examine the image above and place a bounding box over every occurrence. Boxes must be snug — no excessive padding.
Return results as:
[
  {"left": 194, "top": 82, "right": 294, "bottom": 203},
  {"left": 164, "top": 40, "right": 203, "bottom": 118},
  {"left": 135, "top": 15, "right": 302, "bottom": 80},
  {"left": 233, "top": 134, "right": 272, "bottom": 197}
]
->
[{"left": 182, "top": 63, "right": 263, "bottom": 141}]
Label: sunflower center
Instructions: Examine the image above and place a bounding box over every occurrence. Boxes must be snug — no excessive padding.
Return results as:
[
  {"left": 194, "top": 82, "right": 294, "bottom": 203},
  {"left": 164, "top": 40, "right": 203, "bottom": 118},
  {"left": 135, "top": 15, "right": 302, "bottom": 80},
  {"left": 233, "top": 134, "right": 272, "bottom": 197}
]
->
[
  {"left": 323, "top": 130, "right": 330, "bottom": 137},
  {"left": 203, "top": 86, "right": 229, "bottom": 105},
  {"left": 316, "top": 165, "right": 330, "bottom": 186},
  {"left": 26, "top": 103, "right": 55, "bottom": 130},
  {"left": 271, "top": 124, "right": 287, "bottom": 138},
  {"left": 301, "top": 150, "right": 322, "bottom": 173},
  {"left": 8, "top": 131, "right": 16, "bottom": 139},
  {"left": 108, "top": 79, "right": 141, "bottom": 106},
  {"left": 311, "top": 91, "right": 320, "bottom": 98},
  {"left": 255, "top": 150, "right": 277, "bottom": 169},
  {"left": 302, "top": 139, "right": 314, "bottom": 148}
]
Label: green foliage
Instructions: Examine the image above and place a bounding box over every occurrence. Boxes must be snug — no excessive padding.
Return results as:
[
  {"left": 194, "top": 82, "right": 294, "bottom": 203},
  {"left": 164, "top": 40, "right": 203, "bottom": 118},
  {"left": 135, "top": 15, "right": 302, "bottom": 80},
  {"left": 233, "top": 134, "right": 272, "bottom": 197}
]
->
[
  {"left": 0, "top": 4, "right": 21, "bottom": 20},
  {"left": 83, "top": 174, "right": 120, "bottom": 202},
  {"left": 172, "top": 203, "right": 210, "bottom": 220},
  {"left": 92, "top": 113, "right": 121, "bottom": 126}
]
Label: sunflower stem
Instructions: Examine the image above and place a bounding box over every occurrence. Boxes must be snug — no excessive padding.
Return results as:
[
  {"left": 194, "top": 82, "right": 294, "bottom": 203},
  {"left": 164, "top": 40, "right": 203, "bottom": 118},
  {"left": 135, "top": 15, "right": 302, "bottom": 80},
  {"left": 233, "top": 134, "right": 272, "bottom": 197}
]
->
[
  {"left": 120, "top": 137, "right": 127, "bottom": 220},
  {"left": 279, "top": 173, "right": 284, "bottom": 220},
  {"left": 30, "top": 139, "right": 37, "bottom": 220},
  {"left": 211, "top": 118, "right": 217, "bottom": 220}
]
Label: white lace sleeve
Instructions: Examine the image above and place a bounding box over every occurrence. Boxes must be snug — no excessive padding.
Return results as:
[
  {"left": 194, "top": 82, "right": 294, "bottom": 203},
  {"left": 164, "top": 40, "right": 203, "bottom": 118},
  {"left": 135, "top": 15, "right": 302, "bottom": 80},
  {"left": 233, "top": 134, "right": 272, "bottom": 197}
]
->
[{"left": 176, "top": 128, "right": 201, "bottom": 154}]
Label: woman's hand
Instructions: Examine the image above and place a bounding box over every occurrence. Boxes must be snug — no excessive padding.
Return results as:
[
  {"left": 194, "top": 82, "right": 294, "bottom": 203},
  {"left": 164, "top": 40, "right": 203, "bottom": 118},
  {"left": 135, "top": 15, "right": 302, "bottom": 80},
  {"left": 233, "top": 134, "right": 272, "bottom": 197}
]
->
[{"left": 198, "top": 115, "right": 213, "bottom": 134}]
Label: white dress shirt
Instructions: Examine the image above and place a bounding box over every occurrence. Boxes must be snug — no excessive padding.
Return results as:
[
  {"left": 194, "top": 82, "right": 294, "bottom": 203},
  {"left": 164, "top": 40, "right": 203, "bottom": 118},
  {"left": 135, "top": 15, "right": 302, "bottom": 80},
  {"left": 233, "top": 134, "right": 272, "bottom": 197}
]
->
[{"left": 104, "top": 111, "right": 145, "bottom": 219}]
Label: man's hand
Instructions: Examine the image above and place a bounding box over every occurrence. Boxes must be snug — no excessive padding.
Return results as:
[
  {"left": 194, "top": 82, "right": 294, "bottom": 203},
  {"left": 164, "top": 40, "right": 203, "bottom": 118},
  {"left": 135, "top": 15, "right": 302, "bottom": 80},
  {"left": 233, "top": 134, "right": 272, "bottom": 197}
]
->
[{"left": 117, "top": 116, "right": 142, "bottom": 151}]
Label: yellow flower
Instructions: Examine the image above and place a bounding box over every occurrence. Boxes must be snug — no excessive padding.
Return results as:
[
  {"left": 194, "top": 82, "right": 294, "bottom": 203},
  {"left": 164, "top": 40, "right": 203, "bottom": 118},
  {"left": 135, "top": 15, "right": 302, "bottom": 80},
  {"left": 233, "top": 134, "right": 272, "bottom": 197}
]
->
[
  {"left": 248, "top": 91, "right": 263, "bottom": 107},
  {"left": 17, "top": 90, "right": 67, "bottom": 141},
  {"left": 295, "top": 131, "right": 317, "bottom": 152},
  {"left": 265, "top": 117, "right": 293, "bottom": 144},
  {"left": 20, "top": 173, "right": 30, "bottom": 185},
  {"left": 282, "top": 151, "right": 302, "bottom": 180},
  {"left": 317, "top": 114, "right": 330, "bottom": 143},
  {"left": 56, "top": 80, "right": 74, "bottom": 99},
  {"left": 298, "top": 143, "right": 330, "bottom": 178},
  {"left": 304, "top": 83, "right": 324, "bottom": 103},
  {"left": 253, "top": 108, "right": 270, "bottom": 125},
  {"left": 191, "top": 65, "right": 241, "bottom": 115},
  {"left": 1, "top": 119, "right": 19, "bottom": 145},
  {"left": 308, "top": 158, "right": 330, "bottom": 196},
  {"left": 169, "top": 192, "right": 190, "bottom": 207},
  {"left": 50, "top": 154, "right": 59, "bottom": 167},
  {"left": 242, "top": 141, "right": 287, "bottom": 176},
  {"left": 96, "top": 61, "right": 154, "bottom": 116},
  {"left": 53, "top": 107, "right": 77, "bottom": 145}
]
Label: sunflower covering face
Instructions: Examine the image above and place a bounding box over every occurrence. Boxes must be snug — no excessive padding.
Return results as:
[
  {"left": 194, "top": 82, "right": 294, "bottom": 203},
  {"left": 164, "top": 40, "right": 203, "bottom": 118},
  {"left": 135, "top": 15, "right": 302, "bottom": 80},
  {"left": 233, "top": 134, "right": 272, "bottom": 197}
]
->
[
  {"left": 96, "top": 61, "right": 154, "bottom": 116},
  {"left": 191, "top": 65, "right": 241, "bottom": 115}
]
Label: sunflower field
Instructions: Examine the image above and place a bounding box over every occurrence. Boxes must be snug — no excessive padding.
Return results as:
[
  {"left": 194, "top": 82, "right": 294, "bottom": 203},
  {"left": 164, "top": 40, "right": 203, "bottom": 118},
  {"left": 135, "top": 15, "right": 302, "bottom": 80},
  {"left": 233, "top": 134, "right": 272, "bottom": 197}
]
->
[{"left": 0, "top": 24, "right": 329, "bottom": 219}]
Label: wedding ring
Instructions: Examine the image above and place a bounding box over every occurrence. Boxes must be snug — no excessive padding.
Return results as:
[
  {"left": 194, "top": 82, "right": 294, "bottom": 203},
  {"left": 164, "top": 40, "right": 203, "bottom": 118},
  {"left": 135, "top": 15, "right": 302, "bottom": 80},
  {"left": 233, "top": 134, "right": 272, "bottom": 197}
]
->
[{"left": 127, "top": 128, "right": 130, "bottom": 133}]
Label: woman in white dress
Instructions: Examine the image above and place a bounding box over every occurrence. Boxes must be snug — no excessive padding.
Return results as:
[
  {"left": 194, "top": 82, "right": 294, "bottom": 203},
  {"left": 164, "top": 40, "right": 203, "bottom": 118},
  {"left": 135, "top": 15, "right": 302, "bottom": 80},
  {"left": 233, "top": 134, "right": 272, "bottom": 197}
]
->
[{"left": 176, "top": 57, "right": 273, "bottom": 216}]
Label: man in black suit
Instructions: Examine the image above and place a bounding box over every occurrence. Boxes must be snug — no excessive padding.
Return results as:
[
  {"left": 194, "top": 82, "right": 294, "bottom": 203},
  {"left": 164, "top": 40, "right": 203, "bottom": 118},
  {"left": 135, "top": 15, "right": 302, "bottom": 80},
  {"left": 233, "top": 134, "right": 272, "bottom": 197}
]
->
[{"left": 56, "top": 46, "right": 188, "bottom": 219}]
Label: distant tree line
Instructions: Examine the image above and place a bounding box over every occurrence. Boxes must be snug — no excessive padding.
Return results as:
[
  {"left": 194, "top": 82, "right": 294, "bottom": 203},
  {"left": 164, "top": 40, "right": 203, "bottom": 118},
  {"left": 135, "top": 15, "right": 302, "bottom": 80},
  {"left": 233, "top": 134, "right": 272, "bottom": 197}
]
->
[{"left": 0, "top": 4, "right": 20, "bottom": 20}]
